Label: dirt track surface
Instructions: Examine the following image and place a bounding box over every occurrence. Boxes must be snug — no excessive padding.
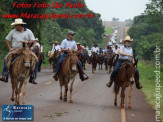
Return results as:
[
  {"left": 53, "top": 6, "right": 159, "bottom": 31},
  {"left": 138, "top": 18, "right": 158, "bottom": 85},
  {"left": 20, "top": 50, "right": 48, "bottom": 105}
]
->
[{"left": 0, "top": 64, "right": 155, "bottom": 122}]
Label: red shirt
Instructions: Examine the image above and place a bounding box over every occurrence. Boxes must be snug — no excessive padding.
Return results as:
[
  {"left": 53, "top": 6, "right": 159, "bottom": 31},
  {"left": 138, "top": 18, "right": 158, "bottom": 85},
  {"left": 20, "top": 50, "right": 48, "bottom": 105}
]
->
[{"left": 78, "top": 46, "right": 82, "bottom": 51}]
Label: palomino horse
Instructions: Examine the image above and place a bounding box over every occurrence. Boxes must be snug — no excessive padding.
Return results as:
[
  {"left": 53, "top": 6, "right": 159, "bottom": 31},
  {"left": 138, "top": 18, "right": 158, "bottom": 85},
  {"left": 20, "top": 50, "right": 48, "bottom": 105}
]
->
[
  {"left": 104, "top": 55, "right": 112, "bottom": 74},
  {"left": 59, "top": 50, "right": 78, "bottom": 103},
  {"left": 98, "top": 53, "right": 104, "bottom": 70},
  {"left": 113, "top": 62, "right": 135, "bottom": 109},
  {"left": 91, "top": 52, "right": 98, "bottom": 73},
  {"left": 8, "top": 42, "right": 37, "bottom": 105},
  {"left": 52, "top": 50, "right": 61, "bottom": 73}
]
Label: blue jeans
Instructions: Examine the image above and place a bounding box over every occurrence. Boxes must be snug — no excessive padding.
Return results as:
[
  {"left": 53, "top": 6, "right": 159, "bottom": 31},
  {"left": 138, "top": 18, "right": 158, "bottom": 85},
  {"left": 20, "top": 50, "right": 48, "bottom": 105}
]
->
[
  {"left": 55, "top": 52, "right": 83, "bottom": 79},
  {"left": 110, "top": 60, "right": 139, "bottom": 80},
  {"left": 2, "top": 58, "right": 38, "bottom": 79},
  {"left": 2, "top": 59, "right": 8, "bottom": 78}
]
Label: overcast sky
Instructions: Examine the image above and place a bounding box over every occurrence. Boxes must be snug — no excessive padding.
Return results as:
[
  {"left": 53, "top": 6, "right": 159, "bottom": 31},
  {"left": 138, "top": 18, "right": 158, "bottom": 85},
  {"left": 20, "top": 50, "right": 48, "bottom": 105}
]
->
[{"left": 85, "top": 0, "right": 149, "bottom": 21}]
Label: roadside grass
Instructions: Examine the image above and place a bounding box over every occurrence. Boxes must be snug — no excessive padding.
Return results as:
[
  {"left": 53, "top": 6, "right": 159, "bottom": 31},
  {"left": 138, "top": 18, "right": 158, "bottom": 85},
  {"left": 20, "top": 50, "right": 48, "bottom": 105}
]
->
[
  {"left": 101, "top": 27, "right": 113, "bottom": 48},
  {"left": 138, "top": 61, "right": 163, "bottom": 120},
  {"left": 105, "top": 27, "right": 112, "bottom": 34}
]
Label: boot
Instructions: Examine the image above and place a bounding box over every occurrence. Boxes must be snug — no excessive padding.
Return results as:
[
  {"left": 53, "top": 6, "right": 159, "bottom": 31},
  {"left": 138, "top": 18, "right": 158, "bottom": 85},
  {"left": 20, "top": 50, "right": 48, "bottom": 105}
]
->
[
  {"left": 0, "top": 76, "right": 8, "bottom": 83},
  {"left": 106, "top": 78, "right": 114, "bottom": 88},
  {"left": 29, "top": 75, "right": 37, "bottom": 84},
  {"left": 135, "top": 80, "right": 143, "bottom": 89},
  {"left": 80, "top": 70, "right": 89, "bottom": 81},
  {"left": 53, "top": 72, "right": 59, "bottom": 81}
]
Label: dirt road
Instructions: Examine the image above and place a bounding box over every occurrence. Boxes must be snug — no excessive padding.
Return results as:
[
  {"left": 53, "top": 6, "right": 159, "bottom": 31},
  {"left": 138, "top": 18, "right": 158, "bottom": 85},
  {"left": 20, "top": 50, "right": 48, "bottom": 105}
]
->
[{"left": 0, "top": 64, "right": 155, "bottom": 122}]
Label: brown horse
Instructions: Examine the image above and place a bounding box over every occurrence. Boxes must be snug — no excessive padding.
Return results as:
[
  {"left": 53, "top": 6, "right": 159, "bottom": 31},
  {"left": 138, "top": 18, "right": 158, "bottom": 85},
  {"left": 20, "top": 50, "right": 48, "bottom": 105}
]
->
[
  {"left": 105, "top": 56, "right": 112, "bottom": 74},
  {"left": 91, "top": 52, "right": 98, "bottom": 73},
  {"left": 52, "top": 50, "right": 61, "bottom": 73},
  {"left": 8, "top": 42, "right": 37, "bottom": 105},
  {"left": 59, "top": 50, "right": 78, "bottom": 103},
  {"left": 33, "top": 44, "right": 44, "bottom": 72},
  {"left": 79, "top": 52, "right": 87, "bottom": 70},
  {"left": 98, "top": 53, "right": 104, "bottom": 70},
  {"left": 38, "top": 52, "right": 44, "bottom": 72},
  {"left": 113, "top": 62, "right": 135, "bottom": 109}
]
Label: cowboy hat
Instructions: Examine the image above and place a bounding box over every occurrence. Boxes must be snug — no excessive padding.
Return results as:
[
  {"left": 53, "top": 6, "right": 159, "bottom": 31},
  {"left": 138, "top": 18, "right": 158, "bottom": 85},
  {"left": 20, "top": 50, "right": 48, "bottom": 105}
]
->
[
  {"left": 54, "top": 41, "right": 58, "bottom": 43},
  {"left": 122, "top": 36, "right": 133, "bottom": 43},
  {"left": 77, "top": 42, "right": 80, "bottom": 45},
  {"left": 11, "top": 18, "right": 26, "bottom": 25},
  {"left": 35, "top": 38, "right": 39, "bottom": 41}
]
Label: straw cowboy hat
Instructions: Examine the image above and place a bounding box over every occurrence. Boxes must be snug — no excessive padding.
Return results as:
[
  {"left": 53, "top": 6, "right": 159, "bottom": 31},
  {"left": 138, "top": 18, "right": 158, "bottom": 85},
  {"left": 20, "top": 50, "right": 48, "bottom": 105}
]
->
[
  {"left": 11, "top": 18, "right": 26, "bottom": 25},
  {"left": 54, "top": 41, "right": 58, "bottom": 43},
  {"left": 77, "top": 42, "right": 80, "bottom": 45},
  {"left": 122, "top": 36, "right": 133, "bottom": 43},
  {"left": 35, "top": 38, "right": 39, "bottom": 41}
]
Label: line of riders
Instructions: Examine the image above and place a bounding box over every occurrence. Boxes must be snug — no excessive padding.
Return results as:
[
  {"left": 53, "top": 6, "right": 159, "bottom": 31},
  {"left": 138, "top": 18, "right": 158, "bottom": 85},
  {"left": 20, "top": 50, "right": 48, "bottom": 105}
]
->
[{"left": 0, "top": 18, "right": 143, "bottom": 90}]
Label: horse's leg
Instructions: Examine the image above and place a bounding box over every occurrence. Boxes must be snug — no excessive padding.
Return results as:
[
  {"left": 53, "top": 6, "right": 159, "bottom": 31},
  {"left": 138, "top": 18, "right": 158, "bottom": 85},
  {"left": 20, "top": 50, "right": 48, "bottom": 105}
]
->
[
  {"left": 106, "top": 63, "right": 109, "bottom": 74},
  {"left": 128, "top": 84, "right": 133, "bottom": 109},
  {"left": 92, "top": 64, "right": 94, "bottom": 73},
  {"left": 15, "top": 82, "right": 19, "bottom": 105},
  {"left": 11, "top": 81, "right": 15, "bottom": 101},
  {"left": 63, "top": 81, "right": 68, "bottom": 102},
  {"left": 59, "top": 79, "right": 63, "bottom": 100},
  {"left": 69, "top": 77, "right": 75, "bottom": 103},
  {"left": 22, "top": 79, "right": 28, "bottom": 105},
  {"left": 120, "top": 87, "right": 125, "bottom": 108},
  {"left": 17, "top": 81, "right": 24, "bottom": 105},
  {"left": 114, "top": 93, "right": 117, "bottom": 106}
]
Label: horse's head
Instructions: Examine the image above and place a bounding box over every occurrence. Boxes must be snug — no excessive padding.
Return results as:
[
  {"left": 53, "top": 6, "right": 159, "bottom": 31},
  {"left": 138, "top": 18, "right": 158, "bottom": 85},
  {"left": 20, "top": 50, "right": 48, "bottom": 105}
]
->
[
  {"left": 22, "top": 42, "right": 33, "bottom": 69},
  {"left": 122, "top": 62, "right": 135, "bottom": 84},
  {"left": 68, "top": 50, "right": 78, "bottom": 72}
]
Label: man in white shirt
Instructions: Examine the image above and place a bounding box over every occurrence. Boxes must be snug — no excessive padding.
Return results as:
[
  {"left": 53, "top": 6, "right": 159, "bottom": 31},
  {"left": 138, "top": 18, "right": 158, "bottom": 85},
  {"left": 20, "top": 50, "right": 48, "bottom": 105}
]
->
[
  {"left": 0, "top": 18, "right": 38, "bottom": 84},
  {"left": 51, "top": 41, "right": 61, "bottom": 52},
  {"left": 113, "top": 45, "right": 119, "bottom": 55},
  {"left": 53, "top": 31, "right": 89, "bottom": 81},
  {"left": 91, "top": 44, "right": 99, "bottom": 53}
]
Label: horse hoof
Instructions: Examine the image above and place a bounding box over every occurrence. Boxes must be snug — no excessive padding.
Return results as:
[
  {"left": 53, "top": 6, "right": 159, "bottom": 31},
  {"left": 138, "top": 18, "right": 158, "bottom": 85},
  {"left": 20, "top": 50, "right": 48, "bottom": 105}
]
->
[
  {"left": 63, "top": 98, "right": 67, "bottom": 102},
  {"left": 128, "top": 106, "right": 131, "bottom": 109},
  {"left": 11, "top": 98, "right": 14, "bottom": 101},
  {"left": 114, "top": 103, "right": 117, "bottom": 106},
  {"left": 60, "top": 97, "right": 62, "bottom": 100},
  {"left": 69, "top": 100, "right": 73, "bottom": 103}
]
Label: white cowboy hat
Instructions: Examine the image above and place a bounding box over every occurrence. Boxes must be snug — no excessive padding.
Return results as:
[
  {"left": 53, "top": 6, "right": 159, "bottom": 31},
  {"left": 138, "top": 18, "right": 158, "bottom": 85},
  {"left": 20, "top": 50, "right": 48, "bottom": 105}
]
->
[
  {"left": 35, "top": 38, "right": 39, "bottom": 41},
  {"left": 77, "top": 42, "right": 80, "bottom": 45},
  {"left": 11, "top": 18, "right": 26, "bottom": 25},
  {"left": 54, "top": 41, "right": 58, "bottom": 43},
  {"left": 122, "top": 36, "right": 133, "bottom": 43}
]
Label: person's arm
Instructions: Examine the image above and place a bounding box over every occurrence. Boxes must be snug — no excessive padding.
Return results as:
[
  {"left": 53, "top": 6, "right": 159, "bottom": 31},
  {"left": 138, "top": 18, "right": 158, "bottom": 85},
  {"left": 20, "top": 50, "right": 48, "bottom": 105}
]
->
[
  {"left": 6, "top": 40, "right": 14, "bottom": 51},
  {"left": 119, "top": 49, "right": 133, "bottom": 57}
]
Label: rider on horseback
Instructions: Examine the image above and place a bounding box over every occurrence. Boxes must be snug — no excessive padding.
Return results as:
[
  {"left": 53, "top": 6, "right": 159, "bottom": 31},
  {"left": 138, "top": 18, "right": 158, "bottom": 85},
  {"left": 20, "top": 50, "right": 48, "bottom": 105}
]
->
[
  {"left": 0, "top": 18, "right": 38, "bottom": 84},
  {"left": 53, "top": 31, "right": 89, "bottom": 81},
  {"left": 106, "top": 36, "right": 143, "bottom": 89},
  {"left": 104, "top": 42, "right": 113, "bottom": 62},
  {"left": 51, "top": 41, "right": 61, "bottom": 52}
]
